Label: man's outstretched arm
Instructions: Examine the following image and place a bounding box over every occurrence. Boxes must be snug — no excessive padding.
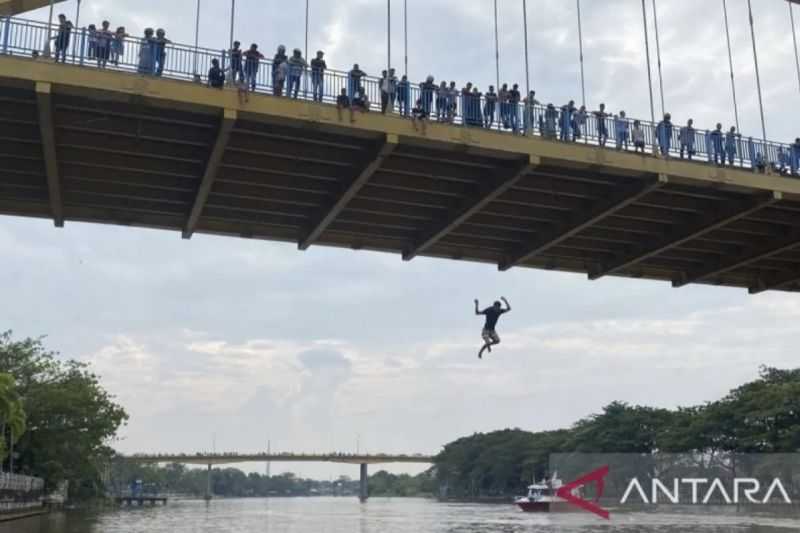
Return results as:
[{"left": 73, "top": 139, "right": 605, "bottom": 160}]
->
[
  {"left": 501, "top": 296, "right": 511, "bottom": 311},
  {"left": 475, "top": 299, "right": 482, "bottom": 315}
]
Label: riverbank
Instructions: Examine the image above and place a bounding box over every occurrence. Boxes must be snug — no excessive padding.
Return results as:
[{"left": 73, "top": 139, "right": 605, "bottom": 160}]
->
[{"left": 0, "top": 508, "right": 48, "bottom": 523}]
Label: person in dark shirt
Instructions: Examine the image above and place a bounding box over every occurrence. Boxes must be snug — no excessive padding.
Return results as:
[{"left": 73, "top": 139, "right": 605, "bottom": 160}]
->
[
  {"left": 243, "top": 43, "right": 265, "bottom": 92},
  {"left": 230, "top": 41, "right": 244, "bottom": 83},
  {"left": 349, "top": 64, "right": 366, "bottom": 100},
  {"left": 208, "top": 58, "right": 225, "bottom": 88},
  {"left": 508, "top": 84, "right": 521, "bottom": 134},
  {"left": 310, "top": 51, "right": 327, "bottom": 102},
  {"left": 411, "top": 98, "right": 428, "bottom": 134},
  {"left": 474, "top": 297, "right": 511, "bottom": 359},
  {"left": 397, "top": 75, "right": 410, "bottom": 116},
  {"left": 53, "top": 14, "right": 73, "bottom": 63},
  {"left": 484, "top": 86, "right": 497, "bottom": 129},
  {"left": 336, "top": 88, "right": 353, "bottom": 122},
  {"left": 154, "top": 28, "right": 171, "bottom": 76},
  {"left": 420, "top": 76, "right": 436, "bottom": 115},
  {"left": 593, "top": 103, "right": 610, "bottom": 147}
]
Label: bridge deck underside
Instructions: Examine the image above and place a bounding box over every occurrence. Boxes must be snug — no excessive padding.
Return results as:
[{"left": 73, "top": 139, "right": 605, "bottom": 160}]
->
[{"left": 1, "top": 71, "right": 800, "bottom": 294}]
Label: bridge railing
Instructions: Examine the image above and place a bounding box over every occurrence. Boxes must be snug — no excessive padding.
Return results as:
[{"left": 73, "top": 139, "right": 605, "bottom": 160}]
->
[
  {"left": 1, "top": 15, "right": 798, "bottom": 175},
  {"left": 0, "top": 473, "right": 45, "bottom": 513}
]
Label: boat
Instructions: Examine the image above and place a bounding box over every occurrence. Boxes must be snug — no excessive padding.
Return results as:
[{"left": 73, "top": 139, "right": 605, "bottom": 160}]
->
[{"left": 514, "top": 474, "right": 577, "bottom": 513}]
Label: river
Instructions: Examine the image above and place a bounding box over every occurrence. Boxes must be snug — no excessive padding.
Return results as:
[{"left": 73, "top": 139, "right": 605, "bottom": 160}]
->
[{"left": 3, "top": 498, "right": 799, "bottom": 532}]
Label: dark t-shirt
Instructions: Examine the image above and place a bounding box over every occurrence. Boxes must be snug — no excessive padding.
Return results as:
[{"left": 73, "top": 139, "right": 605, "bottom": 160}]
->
[
  {"left": 208, "top": 66, "right": 225, "bottom": 88},
  {"left": 337, "top": 94, "right": 350, "bottom": 108},
  {"left": 482, "top": 307, "right": 506, "bottom": 331},
  {"left": 311, "top": 58, "right": 327, "bottom": 73},
  {"left": 509, "top": 90, "right": 521, "bottom": 104}
]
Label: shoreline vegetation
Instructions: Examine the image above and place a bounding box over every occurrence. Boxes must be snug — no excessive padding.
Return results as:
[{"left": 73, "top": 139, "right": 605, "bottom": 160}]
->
[{"left": 2, "top": 333, "right": 798, "bottom": 502}]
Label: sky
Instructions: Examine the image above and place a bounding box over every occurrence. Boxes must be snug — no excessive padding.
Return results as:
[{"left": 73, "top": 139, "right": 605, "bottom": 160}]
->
[{"left": 4, "top": 0, "right": 800, "bottom": 479}]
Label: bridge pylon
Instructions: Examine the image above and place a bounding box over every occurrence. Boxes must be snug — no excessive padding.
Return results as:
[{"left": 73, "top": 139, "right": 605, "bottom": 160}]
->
[
  {"left": 204, "top": 464, "right": 212, "bottom": 501},
  {"left": 359, "top": 463, "right": 368, "bottom": 503}
]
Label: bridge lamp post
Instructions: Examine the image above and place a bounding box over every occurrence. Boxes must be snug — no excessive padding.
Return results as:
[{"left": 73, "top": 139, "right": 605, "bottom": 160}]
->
[
  {"left": 576, "top": 0, "right": 586, "bottom": 107},
  {"left": 640, "top": 0, "right": 656, "bottom": 123},
  {"left": 790, "top": 0, "right": 800, "bottom": 94},
  {"left": 45, "top": 0, "right": 54, "bottom": 52},
  {"left": 721, "top": 0, "right": 741, "bottom": 134},
  {"left": 651, "top": 0, "right": 665, "bottom": 117},
  {"left": 746, "top": 0, "right": 767, "bottom": 142}
]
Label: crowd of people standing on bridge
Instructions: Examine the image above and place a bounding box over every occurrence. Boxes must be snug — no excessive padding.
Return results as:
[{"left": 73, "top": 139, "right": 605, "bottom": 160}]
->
[{"left": 43, "top": 13, "right": 800, "bottom": 176}]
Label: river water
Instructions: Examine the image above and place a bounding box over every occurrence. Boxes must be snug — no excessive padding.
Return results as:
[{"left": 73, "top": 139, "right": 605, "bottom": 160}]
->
[{"left": 4, "top": 498, "right": 800, "bottom": 533}]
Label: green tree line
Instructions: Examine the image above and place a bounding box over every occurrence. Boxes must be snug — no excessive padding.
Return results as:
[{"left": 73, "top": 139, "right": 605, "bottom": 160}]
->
[
  {"left": 0, "top": 332, "right": 128, "bottom": 499},
  {"left": 434, "top": 366, "right": 800, "bottom": 498}
]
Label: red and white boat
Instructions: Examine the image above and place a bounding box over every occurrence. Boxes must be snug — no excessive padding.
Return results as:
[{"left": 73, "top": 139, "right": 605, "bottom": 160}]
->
[{"left": 514, "top": 475, "right": 577, "bottom": 513}]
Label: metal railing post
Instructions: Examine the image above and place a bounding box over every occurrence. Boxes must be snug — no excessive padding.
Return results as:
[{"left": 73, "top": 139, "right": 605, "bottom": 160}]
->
[
  {"left": 79, "top": 27, "right": 86, "bottom": 65},
  {"left": 1, "top": 17, "right": 10, "bottom": 55}
]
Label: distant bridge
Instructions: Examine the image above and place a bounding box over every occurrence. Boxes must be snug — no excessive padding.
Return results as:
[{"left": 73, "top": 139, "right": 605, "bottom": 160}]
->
[
  {"left": 122, "top": 452, "right": 435, "bottom": 502},
  {"left": 122, "top": 452, "right": 435, "bottom": 466}
]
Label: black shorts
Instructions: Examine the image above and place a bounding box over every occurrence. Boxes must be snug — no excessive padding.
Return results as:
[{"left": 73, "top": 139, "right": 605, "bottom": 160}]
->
[{"left": 482, "top": 329, "right": 500, "bottom": 343}]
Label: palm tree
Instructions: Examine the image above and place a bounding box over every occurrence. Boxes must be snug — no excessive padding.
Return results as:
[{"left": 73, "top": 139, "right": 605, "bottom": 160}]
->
[{"left": 0, "top": 373, "right": 26, "bottom": 468}]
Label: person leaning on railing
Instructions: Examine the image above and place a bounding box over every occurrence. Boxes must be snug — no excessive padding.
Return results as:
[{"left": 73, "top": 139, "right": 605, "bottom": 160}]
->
[
  {"left": 615, "top": 111, "right": 629, "bottom": 151},
  {"left": 573, "top": 105, "right": 587, "bottom": 142},
  {"left": 679, "top": 119, "right": 696, "bottom": 160},
  {"left": 229, "top": 41, "right": 244, "bottom": 84},
  {"left": 710, "top": 123, "right": 725, "bottom": 166},
  {"left": 310, "top": 51, "right": 327, "bottom": 103},
  {"left": 725, "top": 126, "right": 740, "bottom": 167},
  {"left": 137, "top": 28, "right": 156, "bottom": 75},
  {"left": 484, "top": 86, "right": 497, "bottom": 129},
  {"left": 593, "top": 103, "right": 610, "bottom": 147},
  {"left": 523, "top": 91, "right": 539, "bottom": 135},
  {"left": 287, "top": 48, "right": 307, "bottom": 99},
  {"left": 111, "top": 27, "right": 129, "bottom": 66},
  {"left": 632, "top": 120, "right": 646, "bottom": 153},
  {"left": 397, "top": 75, "right": 410, "bottom": 117},
  {"left": 559, "top": 101, "right": 575, "bottom": 142},
  {"left": 243, "top": 43, "right": 265, "bottom": 93},
  {"left": 655, "top": 113, "right": 673, "bottom": 157},
  {"left": 53, "top": 14, "right": 73, "bottom": 63},
  {"left": 95, "top": 21, "right": 113, "bottom": 69},
  {"left": 154, "top": 29, "right": 171, "bottom": 76},
  {"left": 271, "top": 45, "right": 287, "bottom": 95}
]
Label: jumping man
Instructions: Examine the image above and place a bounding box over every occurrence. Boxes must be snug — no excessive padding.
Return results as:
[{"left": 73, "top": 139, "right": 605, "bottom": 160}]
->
[{"left": 475, "top": 297, "right": 511, "bottom": 359}]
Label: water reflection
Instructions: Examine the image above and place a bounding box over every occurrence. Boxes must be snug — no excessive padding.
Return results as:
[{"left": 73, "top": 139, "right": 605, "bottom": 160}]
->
[{"left": 1, "top": 498, "right": 798, "bottom": 533}]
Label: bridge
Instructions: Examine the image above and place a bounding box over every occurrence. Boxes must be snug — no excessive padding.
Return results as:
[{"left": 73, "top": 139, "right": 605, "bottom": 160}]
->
[
  {"left": 122, "top": 452, "right": 435, "bottom": 502},
  {"left": 0, "top": 0, "right": 64, "bottom": 17},
  {"left": 1, "top": 17, "right": 800, "bottom": 294}
]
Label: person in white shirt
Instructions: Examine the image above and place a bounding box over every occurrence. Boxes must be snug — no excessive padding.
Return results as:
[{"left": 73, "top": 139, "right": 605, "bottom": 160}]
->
[{"left": 632, "top": 120, "right": 646, "bottom": 154}]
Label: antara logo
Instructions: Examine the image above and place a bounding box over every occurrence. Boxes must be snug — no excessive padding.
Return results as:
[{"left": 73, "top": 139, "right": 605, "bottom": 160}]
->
[
  {"left": 620, "top": 477, "right": 793, "bottom": 505},
  {"left": 557, "top": 467, "right": 793, "bottom": 520}
]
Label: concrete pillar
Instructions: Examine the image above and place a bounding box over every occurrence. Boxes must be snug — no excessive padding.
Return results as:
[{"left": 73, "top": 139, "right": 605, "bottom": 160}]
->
[
  {"left": 359, "top": 463, "right": 368, "bottom": 503},
  {"left": 204, "top": 464, "right": 212, "bottom": 501}
]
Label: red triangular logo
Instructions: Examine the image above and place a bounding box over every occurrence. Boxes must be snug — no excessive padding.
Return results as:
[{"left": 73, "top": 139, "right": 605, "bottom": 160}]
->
[{"left": 555, "top": 465, "right": 611, "bottom": 520}]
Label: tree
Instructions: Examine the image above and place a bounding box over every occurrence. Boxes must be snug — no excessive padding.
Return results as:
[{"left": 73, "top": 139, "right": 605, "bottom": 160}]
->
[
  {"left": 0, "top": 331, "right": 128, "bottom": 496},
  {"left": 0, "top": 372, "right": 26, "bottom": 463}
]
